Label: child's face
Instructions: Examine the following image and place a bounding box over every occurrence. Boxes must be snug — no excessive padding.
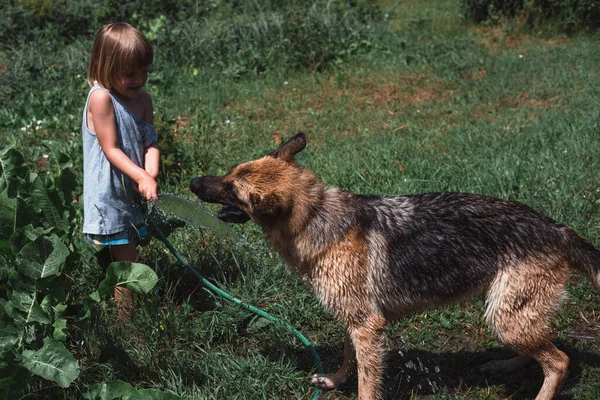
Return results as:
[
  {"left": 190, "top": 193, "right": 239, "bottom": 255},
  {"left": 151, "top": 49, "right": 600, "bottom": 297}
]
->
[{"left": 113, "top": 67, "right": 148, "bottom": 99}]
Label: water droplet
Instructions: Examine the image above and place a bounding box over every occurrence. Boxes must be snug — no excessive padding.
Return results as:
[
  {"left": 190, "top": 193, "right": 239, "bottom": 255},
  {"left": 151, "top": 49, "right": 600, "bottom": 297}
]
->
[
  {"left": 417, "top": 357, "right": 424, "bottom": 372},
  {"left": 150, "top": 193, "right": 238, "bottom": 241},
  {"left": 427, "top": 378, "right": 438, "bottom": 393}
]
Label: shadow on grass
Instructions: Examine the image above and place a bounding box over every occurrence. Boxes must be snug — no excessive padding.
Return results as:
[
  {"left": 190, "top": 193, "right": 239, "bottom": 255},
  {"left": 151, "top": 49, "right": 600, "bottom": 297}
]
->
[
  {"left": 149, "top": 242, "right": 249, "bottom": 312},
  {"left": 262, "top": 339, "right": 600, "bottom": 399}
]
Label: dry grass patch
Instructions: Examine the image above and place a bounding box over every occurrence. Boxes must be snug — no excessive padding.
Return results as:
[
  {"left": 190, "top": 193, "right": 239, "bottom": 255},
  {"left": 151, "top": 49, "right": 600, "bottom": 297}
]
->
[
  {"left": 224, "top": 70, "right": 453, "bottom": 141},
  {"left": 465, "top": 68, "right": 487, "bottom": 81},
  {"left": 354, "top": 73, "right": 449, "bottom": 108},
  {"left": 471, "top": 91, "right": 561, "bottom": 123},
  {"left": 495, "top": 91, "right": 558, "bottom": 109},
  {"left": 474, "top": 22, "right": 569, "bottom": 54}
]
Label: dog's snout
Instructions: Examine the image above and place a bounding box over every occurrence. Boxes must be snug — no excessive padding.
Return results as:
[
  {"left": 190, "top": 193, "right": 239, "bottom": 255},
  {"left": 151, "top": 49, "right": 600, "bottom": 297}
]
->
[{"left": 190, "top": 176, "right": 225, "bottom": 203}]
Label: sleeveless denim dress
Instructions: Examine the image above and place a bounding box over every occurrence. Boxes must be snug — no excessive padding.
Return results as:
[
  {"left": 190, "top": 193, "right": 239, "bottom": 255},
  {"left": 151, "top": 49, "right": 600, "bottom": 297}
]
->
[{"left": 81, "top": 86, "right": 158, "bottom": 244}]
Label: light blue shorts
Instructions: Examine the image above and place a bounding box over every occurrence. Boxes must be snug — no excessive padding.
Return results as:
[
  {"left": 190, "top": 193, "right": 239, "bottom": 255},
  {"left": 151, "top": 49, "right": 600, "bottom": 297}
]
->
[{"left": 85, "top": 225, "right": 149, "bottom": 246}]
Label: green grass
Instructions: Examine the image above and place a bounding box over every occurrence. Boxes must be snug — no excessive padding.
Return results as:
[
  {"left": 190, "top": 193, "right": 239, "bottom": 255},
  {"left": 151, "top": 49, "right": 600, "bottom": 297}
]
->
[{"left": 2, "top": 0, "right": 600, "bottom": 399}]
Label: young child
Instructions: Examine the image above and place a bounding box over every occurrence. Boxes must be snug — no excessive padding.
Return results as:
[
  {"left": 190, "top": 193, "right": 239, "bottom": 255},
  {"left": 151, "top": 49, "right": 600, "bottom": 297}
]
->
[{"left": 82, "top": 23, "right": 160, "bottom": 321}]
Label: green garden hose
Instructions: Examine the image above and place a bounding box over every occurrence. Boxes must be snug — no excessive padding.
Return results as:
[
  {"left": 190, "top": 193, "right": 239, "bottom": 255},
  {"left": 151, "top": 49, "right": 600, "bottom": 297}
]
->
[{"left": 153, "top": 228, "right": 324, "bottom": 399}]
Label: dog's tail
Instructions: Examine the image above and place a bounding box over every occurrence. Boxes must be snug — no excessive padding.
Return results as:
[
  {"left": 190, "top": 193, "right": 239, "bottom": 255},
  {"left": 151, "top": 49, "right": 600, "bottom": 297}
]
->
[{"left": 569, "top": 232, "right": 600, "bottom": 292}]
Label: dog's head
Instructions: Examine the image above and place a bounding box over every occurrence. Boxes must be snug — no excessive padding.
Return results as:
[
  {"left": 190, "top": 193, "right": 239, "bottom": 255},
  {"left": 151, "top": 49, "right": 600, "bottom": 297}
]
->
[{"left": 190, "top": 132, "right": 308, "bottom": 224}]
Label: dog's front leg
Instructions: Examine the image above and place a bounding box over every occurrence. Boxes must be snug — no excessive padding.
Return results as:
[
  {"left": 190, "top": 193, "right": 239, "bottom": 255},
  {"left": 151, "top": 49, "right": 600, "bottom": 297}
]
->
[
  {"left": 350, "top": 315, "right": 387, "bottom": 400},
  {"left": 310, "top": 332, "right": 356, "bottom": 390}
]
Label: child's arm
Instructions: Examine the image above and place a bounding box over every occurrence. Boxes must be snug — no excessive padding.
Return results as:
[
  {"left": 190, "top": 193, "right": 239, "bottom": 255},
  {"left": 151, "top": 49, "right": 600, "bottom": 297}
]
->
[
  {"left": 141, "top": 93, "right": 160, "bottom": 180},
  {"left": 89, "top": 90, "right": 158, "bottom": 201},
  {"left": 144, "top": 144, "right": 160, "bottom": 179}
]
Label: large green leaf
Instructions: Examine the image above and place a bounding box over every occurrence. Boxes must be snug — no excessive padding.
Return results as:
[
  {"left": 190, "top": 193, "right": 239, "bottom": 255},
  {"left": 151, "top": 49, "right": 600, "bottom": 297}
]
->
[
  {"left": 0, "top": 256, "right": 11, "bottom": 284},
  {"left": 83, "top": 381, "right": 182, "bottom": 400},
  {"left": 51, "top": 168, "right": 78, "bottom": 235},
  {"left": 42, "top": 141, "right": 73, "bottom": 173},
  {"left": 83, "top": 381, "right": 143, "bottom": 400},
  {"left": 10, "top": 291, "right": 50, "bottom": 325},
  {"left": 1, "top": 298, "right": 24, "bottom": 326},
  {"left": 52, "top": 317, "right": 68, "bottom": 342},
  {"left": 7, "top": 274, "right": 36, "bottom": 300},
  {"left": 0, "top": 189, "right": 16, "bottom": 242},
  {"left": 13, "top": 180, "right": 38, "bottom": 231},
  {"left": 17, "top": 236, "right": 68, "bottom": 280},
  {"left": 29, "top": 174, "right": 69, "bottom": 233},
  {"left": 0, "top": 298, "right": 8, "bottom": 322},
  {"left": 41, "top": 299, "right": 68, "bottom": 342},
  {"left": 98, "top": 262, "right": 158, "bottom": 296},
  {"left": 0, "top": 146, "right": 27, "bottom": 198},
  {"left": 10, "top": 225, "right": 53, "bottom": 255},
  {"left": 0, "top": 323, "right": 19, "bottom": 353},
  {"left": 20, "top": 337, "right": 79, "bottom": 388}
]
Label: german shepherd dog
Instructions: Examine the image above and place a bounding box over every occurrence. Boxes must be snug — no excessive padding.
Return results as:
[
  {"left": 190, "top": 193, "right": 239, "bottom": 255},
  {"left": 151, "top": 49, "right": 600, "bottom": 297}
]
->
[{"left": 190, "top": 133, "right": 600, "bottom": 400}]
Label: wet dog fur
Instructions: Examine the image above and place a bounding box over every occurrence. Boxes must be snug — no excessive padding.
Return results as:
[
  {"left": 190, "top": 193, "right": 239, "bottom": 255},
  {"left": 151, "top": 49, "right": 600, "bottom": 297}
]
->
[{"left": 190, "top": 133, "right": 600, "bottom": 400}]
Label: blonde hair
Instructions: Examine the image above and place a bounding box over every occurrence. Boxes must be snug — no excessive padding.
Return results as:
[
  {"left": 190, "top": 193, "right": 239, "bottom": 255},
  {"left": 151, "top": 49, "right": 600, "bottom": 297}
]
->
[{"left": 87, "top": 23, "right": 153, "bottom": 90}]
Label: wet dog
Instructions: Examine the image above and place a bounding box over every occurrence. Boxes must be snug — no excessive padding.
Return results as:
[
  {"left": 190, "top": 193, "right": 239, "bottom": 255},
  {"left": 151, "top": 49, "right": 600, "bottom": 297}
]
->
[{"left": 190, "top": 133, "right": 600, "bottom": 399}]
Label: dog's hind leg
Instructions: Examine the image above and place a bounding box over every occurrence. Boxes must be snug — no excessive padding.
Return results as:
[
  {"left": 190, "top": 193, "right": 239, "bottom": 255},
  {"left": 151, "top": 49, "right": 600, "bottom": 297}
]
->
[
  {"left": 482, "top": 340, "right": 569, "bottom": 400},
  {"left": 348, "top": 314, "right": 387, "bottom": 400},
  {"left": 484, "top": 258, "right": 571, "bottom": 400},
  {"left": 310, "top": 333, "right": 356, "bottom": 390}
]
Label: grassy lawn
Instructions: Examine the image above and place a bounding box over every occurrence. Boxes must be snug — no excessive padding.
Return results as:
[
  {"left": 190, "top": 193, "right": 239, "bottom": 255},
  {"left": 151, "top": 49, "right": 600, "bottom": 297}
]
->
[{"left": 2, "top": 0, "right": 600, "bottom": 399}]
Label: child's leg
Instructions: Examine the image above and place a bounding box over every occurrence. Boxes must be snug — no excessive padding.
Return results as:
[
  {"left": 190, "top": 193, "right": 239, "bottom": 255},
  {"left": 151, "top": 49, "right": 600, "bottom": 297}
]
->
[
  {"left": 109, "top": 242, "right": 138, "bottom": 321},
  {"left": 109, "top": 241, "right": 139, "bottom": 262}
]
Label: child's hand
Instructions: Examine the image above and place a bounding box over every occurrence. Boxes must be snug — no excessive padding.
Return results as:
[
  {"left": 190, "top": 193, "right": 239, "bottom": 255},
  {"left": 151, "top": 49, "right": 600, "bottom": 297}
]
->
[{"left": 137, "top": 173, "right": 159, "bottom": 201}]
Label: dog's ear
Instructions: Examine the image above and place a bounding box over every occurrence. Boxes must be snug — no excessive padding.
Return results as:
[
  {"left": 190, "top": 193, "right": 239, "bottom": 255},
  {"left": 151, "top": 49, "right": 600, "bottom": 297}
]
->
[
  {"left": 249, "top": 192, "right": 282, "bottom": 219},
  {"left": 271, "top": 132, "right": 306, "bottom": 162}
]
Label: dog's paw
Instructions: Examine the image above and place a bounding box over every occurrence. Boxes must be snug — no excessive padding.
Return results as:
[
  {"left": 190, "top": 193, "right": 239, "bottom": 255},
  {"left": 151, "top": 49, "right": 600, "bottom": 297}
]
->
[{"left": 310, "top": 373, "right": 339, "bottom": 390}]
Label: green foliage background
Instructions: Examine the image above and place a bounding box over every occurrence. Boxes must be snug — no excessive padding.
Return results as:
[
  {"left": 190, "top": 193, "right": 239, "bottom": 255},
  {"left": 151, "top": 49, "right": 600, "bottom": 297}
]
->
[{"left": 462, "top": 0, "right": 600, "bottom": 32}]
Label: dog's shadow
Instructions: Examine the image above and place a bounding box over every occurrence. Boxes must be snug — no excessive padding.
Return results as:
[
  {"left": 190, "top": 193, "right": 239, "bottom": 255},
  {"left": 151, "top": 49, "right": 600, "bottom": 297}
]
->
[
  {"left": 383, "top": 343, "right": 600, "bottom": 400},
  {"left": 264, "top": 340, "right": 600, "bottom": 399}
]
